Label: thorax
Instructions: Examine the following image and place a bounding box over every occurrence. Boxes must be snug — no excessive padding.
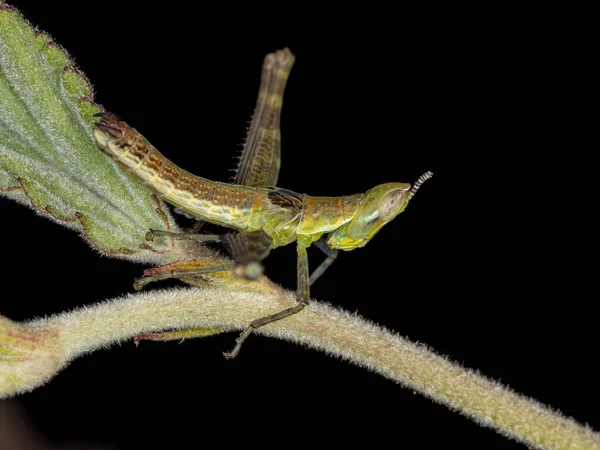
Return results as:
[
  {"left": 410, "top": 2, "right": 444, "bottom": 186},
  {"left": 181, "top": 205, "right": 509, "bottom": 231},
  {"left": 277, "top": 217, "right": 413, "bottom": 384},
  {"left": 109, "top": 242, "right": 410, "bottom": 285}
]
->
[{"left": 297, "top": 194, "right": 364, "bottom": 236}]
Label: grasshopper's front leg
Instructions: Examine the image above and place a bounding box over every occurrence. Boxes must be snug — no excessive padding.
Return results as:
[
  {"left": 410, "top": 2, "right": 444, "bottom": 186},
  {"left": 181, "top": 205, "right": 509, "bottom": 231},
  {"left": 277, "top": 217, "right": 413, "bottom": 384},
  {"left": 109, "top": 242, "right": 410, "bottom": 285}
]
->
[
  {"left": 223, "top": 240, "right": 310, "bottom": 359},
  {"left": 309, "top": 238, "right": 339, "bottom": 286}
]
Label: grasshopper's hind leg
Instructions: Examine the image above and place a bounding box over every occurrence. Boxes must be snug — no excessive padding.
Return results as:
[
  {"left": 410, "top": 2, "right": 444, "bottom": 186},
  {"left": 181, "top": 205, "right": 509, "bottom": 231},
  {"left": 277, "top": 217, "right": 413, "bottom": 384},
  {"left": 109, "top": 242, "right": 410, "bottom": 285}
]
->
[
  {"left": 134, "top": 263, "right": 233, "bottom": 290},
  {"left": 146, "top": 230, "right": 271, "bottom": 282},
  {"left": 145, "top": 228, "right": 221, "bottom": 243},
  {"left": 136, "top": 229, "right": 232, "bottom": 289},
  {"left": 224, "top": 241, "right": 310, "bottom": 359}
]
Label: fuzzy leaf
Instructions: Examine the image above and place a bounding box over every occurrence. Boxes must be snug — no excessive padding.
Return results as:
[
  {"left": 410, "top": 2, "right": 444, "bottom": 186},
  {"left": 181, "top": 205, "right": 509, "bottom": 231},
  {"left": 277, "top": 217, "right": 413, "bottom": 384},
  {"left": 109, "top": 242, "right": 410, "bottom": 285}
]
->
[{"left": 0, "top": 5, "right": 177, "bottom": 260}]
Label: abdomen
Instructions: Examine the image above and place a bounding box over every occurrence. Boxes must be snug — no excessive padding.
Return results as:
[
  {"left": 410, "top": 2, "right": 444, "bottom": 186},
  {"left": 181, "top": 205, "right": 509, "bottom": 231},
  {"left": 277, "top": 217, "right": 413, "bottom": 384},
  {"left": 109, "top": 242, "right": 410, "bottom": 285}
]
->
[{"left": 95, "top": 114, "right": 260, "bottom": 230}]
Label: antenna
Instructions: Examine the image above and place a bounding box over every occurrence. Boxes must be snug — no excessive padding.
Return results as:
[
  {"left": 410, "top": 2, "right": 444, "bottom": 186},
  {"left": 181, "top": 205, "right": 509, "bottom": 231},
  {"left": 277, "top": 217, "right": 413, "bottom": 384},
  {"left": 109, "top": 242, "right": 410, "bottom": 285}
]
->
[{"left": 408, "top": 171, "right": 434, "bottom": 200}]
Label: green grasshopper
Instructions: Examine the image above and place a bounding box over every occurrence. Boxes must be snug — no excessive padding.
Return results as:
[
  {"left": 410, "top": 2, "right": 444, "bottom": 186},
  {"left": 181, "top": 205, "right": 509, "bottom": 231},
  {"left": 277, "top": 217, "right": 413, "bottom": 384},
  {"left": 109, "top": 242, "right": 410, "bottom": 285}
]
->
[{"left": 93, "top": 48, "right": 432, "bottom": 358}]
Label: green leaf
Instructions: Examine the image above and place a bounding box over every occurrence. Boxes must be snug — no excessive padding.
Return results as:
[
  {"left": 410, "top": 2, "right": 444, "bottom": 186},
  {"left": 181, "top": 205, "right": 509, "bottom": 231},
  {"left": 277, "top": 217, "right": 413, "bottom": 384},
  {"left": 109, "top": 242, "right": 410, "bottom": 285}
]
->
[{"left": 0, "top": 5, "right": 177, "bottom": 259}]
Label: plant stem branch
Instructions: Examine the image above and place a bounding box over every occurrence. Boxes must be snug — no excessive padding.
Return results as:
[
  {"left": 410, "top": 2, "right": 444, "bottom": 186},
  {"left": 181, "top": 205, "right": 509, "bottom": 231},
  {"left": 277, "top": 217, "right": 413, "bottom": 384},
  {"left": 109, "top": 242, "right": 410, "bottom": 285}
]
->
[{"left": 1, "top": 285, "right": 598, "bottom": 450}]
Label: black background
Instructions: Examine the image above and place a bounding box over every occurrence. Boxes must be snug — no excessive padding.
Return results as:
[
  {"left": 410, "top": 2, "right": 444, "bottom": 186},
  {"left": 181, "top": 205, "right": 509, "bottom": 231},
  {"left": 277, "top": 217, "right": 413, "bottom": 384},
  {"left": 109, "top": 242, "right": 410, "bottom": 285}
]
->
[{"left": 2, "top": 2, "right": 597, "bottom": 449}]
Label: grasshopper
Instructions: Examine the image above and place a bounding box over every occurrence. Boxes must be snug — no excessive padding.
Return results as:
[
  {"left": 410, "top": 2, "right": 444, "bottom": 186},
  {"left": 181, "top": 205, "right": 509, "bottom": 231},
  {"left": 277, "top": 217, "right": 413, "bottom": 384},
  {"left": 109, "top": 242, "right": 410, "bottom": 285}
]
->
[{"left": 93, "top": 48, "right": 432, "bottom": 358}]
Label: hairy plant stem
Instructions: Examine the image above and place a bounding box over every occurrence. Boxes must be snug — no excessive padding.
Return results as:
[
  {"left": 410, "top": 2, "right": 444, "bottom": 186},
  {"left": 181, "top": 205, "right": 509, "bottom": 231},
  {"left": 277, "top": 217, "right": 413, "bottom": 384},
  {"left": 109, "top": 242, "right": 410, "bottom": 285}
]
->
[{"left": 1, "top": 285, "right": 598, "bottom": 450}]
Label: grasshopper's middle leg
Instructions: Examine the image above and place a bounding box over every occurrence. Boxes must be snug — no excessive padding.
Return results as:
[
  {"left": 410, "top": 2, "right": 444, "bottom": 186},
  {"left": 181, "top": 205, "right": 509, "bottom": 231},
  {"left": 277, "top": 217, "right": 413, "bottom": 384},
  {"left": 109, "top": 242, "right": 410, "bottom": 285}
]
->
[{"left": 223, "top": 242, "right": 310, "bottom": 359}]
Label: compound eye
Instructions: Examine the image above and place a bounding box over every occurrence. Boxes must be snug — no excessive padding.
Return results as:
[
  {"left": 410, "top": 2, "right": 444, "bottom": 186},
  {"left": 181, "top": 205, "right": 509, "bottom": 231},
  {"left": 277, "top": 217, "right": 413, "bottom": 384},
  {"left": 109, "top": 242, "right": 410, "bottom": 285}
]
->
[{"left": 379, "top": 190, "right": 405, "bottom": 221}]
